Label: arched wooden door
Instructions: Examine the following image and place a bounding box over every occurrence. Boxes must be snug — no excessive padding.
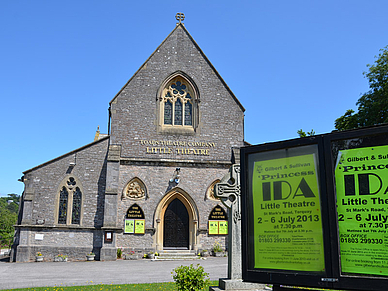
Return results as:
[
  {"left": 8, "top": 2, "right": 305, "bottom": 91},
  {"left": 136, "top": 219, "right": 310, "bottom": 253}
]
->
[{"left": 163, "top": 198, "right": 189, "bottom": 249}]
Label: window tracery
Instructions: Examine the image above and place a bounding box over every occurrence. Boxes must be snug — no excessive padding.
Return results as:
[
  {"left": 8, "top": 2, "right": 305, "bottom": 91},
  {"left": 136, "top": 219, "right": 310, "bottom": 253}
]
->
[
  {"left": 57, "top": 176, "right": 83, "bottom": 225},
  {"left": 159, "top": 75, "right": 198, "bottom": 132}
]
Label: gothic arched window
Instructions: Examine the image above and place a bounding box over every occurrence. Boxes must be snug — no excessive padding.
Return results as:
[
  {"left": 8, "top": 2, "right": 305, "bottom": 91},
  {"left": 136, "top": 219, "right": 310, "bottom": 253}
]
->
[
  {"left": 58, "top": 187, "right": 68, "bottom": 224},
  {"left": 71, "top": 187, "right": 82, "bottom": 224},
  {"left": 57, "top": 176, "right": 83, "bottom": 225},
  {"left": 159, "top": 74, "right": 199, "bottom": 132}
]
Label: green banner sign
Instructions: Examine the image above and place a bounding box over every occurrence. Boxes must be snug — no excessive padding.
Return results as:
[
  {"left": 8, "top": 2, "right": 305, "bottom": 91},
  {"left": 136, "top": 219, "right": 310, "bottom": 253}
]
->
[
  {"left": 335, "top": 145, "right": 388, "bottom": 276},
  {"left": 252, "top": 154, "right": 325, "bottom": 272},
  {"left": 125, "top": 219, "right": 135, "bottom": 233},
  {"left": 219, "top": 221, "right": 228, "bottom": 235},
  {"left": 209, "top": 221, "right": 219, "bottom": 235},
  {"left": 135, "top": 220, "right": 145, "bottom": 234},
  {"left": 125, "top": 219, "right": 145, "bottom": 234},
  {"left": 208, "top": 221, "right": 228, "bottom": 235}
]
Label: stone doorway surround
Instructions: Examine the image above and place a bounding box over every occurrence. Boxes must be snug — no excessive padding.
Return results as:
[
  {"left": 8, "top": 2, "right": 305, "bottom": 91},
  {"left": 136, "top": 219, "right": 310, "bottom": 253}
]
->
[{"left": 154, "top": 188, "right": 198, "bottom": 251}]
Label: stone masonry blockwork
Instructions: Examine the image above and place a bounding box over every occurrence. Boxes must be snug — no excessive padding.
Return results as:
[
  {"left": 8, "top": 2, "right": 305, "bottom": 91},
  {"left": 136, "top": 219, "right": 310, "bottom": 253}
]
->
[{"left": 12, "top": 22, "right": 244, "bottom": 262}]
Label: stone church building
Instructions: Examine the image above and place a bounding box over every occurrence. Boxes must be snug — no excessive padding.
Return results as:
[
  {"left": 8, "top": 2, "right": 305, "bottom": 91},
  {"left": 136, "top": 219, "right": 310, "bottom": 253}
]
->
[{"left": 11, "top": 15, "right": 246, "bottom": 262}]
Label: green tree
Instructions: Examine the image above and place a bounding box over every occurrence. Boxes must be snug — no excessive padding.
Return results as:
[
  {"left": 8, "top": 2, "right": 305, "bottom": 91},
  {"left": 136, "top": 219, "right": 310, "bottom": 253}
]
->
[
  {"left": 0, "top": 194, "right": 20, "bottom": 248},
  {"left": 335, "top": 46, "right": 388, "bottom": 130},
  {"left": 297, "top": 129, "right": 315, "bottom": 138},
  {"left": 0, "top": 208, "right": 17, "bottom": 248}
]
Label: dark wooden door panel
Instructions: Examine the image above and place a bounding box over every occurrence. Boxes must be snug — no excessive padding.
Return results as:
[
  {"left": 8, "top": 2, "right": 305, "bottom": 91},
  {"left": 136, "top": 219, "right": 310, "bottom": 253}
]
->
[{"left": 163, "top": 198, "right": 189, "bottom": 248}]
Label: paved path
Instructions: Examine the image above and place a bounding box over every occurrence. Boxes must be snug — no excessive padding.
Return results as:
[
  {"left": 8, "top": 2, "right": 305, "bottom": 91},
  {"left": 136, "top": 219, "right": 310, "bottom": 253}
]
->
[{"left": 0, "top": 257, "right": 227, "bottom": 290}]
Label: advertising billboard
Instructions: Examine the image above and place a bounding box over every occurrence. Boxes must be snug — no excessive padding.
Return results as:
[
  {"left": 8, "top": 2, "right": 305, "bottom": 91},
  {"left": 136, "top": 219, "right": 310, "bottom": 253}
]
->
[
  {"left": 252, "top": 154, "right": 325, "bottom": 272},
  {"left": 241, "top": 124, "right": 388, "bottom": 290}
]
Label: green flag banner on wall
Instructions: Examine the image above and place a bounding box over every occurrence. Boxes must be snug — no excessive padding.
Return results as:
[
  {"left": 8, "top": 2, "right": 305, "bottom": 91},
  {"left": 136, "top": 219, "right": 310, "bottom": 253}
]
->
[
  {"left": 252, "top": 154, "right": 325, "bottom": 272},
  {"left": 335, "top": 145, "right": 388, "bottom": 276}
]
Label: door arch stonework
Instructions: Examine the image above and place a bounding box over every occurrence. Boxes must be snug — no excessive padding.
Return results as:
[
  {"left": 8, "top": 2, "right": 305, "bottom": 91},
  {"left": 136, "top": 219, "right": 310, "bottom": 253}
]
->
[{"left": 154, "top": 188, "right": 198, "bottom": 251}]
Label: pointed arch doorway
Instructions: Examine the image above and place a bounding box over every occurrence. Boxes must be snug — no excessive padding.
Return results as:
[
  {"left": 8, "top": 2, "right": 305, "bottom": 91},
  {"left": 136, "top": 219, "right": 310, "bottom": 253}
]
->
[
  {"left": 154, "top": 188, "right": 198, "bottom": 251},
  {"left": 163, "top": 198, "right": 189, "bottom": 249}
]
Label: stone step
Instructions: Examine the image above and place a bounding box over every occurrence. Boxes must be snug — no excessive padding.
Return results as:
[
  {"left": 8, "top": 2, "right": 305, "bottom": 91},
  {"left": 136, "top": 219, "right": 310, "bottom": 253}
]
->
[
  {"left": 153, "top": 256, "right": 200, "bottom": 261},
  {"left": 154, "top": 250, "right": 199, "bottom": 261},
  {"left": 158, "top": 251, "right": 196, "bottom": 256},
  {"left": 158, "top": 250, "right": 196, "bottom": 253}
]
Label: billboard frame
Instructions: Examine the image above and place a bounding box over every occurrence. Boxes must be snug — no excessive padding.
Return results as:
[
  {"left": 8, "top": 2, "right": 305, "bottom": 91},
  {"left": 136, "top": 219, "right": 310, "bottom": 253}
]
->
[{"left": 241, "top": 124, "right": 388, "bottom": 291}]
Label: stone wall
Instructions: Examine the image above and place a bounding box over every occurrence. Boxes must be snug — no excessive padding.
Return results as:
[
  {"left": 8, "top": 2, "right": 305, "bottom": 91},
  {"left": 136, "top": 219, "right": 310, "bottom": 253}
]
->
[
  {"left": 13, "top": 228, "right": 102, "bottom": 262},
  {"left": 117, "top": 163, "right": 228, "bottom": 229},
  {"left": 21, "top": 137, "right": 108, "bottom": 228},
  {"left": 13, "top": 23, "right": 243, "bottom": 263},
  {"left": 109, "top": 24, "right": 245, "bottom": 162},
  {"left": 12, "top": 138, "right": 109, "bottom": 262},
  {"left": 114, "top": 162, "right": 230, "bottom": 253}
]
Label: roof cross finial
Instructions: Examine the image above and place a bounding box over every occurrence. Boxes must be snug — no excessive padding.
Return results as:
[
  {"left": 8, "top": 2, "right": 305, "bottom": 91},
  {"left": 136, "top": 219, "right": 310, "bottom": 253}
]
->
[{"left": 176, "top": 13, "right": 185, "bottom": 24}]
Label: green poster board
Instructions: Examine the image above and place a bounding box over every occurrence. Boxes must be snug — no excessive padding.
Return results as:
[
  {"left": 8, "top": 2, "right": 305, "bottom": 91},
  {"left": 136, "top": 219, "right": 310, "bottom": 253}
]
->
[
  {"left": 134, "top": 220, "right": 145, "bottom": 234},
  {"left": 125, "top": 219, "right": 135, "bottom": 233},
  {"left": 219, "top": 221, "right": 228, "bottom": 235},
  {"left": 209, "top": 221, "right": 219, "bottom": 235},
  {"left": 208, "top": 221, "right": 228, "bottom": 235},
  {"left": 252, "top": 154, "right": 325, "bottom": 272},
  {"left": 125, "top": 219, "right": 145, "bottom": 234},
  {"left": 335, "top": 145, "right": 388, "bottom": 276}
]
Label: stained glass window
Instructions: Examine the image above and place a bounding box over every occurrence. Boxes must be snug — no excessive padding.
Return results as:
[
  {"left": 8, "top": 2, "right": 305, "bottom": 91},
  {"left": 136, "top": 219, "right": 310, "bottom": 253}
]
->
[
  {"left": 58, "top": 187, "right": 68, "bottom": 224},
  {"left": 71, "top": 187, "right": 82, "bottom": 224},
  {"left": 58, "top": 176, "right": 83, "bottom": 225},
  {"left": 162, "top": 77, "right": 195, "bottom": 127},
  {"left": 175, "top": 99, "right": 182, "bottom": 125},
  {"left": 171, "top": 81, "right": 186, "bottom": 94},
  {"left": 185, "top": 102, "right": 192, "bottom": 126},
  {"left": 67, "top": 177, "right": 76, "bottom": 187},
  {"left": 164, "top": 100, "right": 172, "bottom": 125}
]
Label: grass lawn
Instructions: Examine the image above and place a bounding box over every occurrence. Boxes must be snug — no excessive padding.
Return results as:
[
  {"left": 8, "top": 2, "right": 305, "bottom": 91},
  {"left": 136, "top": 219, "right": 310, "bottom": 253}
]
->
[{"left": 6, "top": 281, "right": 218, "bottom": 291}]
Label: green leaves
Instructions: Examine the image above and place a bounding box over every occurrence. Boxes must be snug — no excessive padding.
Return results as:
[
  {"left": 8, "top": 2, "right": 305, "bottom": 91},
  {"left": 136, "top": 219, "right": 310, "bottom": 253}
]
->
[
  {"left": 172, "top": 264, "right": 210, "bottom": 291},
  {"left": 335, "top": 45, "right": 388, "bottom": 130},
  {"left": 0, "top": 194, "right": 19, "bottom": 248},
  {"left": 297, "top": 129, "right": 315, "bottom": 138}
]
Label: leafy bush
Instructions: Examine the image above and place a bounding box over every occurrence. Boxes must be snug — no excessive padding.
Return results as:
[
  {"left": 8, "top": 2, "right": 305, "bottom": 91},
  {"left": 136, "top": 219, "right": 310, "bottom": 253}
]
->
[
  {"left": 212, "top": 241, "right": 222, "bottom": 253},
  {"left": 117, "top": 248, "right": 123, "bottom": 259},
  {"left": 172, "top": 264, "right": 210, "bottom": 291},
  {"left": 0, "top": 194, "right": 19, "bottom": 248}
]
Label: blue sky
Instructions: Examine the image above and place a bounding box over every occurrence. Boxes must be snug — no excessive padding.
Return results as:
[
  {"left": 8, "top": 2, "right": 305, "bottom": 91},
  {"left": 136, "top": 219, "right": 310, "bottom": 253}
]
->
[{"left": 1, "top": 0, "right": 387, "bottom": 197}]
